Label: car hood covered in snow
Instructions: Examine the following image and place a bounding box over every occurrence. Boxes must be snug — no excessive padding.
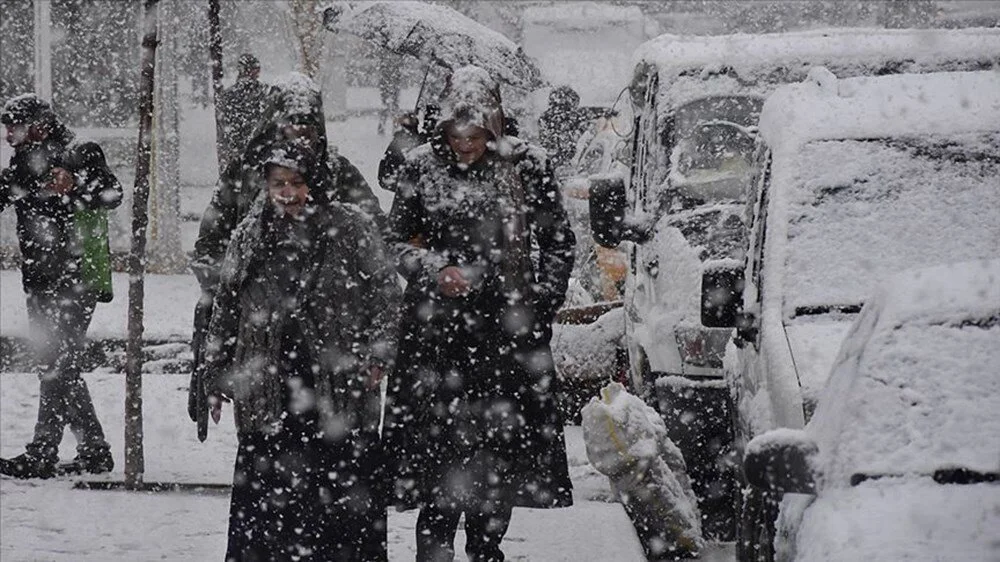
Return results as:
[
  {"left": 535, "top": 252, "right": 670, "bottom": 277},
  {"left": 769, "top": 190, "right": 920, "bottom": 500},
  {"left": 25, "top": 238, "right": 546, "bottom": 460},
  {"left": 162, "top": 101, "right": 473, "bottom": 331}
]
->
[
  {"left": 808, "top": 259, "right": 1000, "bottom": 483},
  {"left": 792, "top": 478, "right": 1000, "bottom": 562}
]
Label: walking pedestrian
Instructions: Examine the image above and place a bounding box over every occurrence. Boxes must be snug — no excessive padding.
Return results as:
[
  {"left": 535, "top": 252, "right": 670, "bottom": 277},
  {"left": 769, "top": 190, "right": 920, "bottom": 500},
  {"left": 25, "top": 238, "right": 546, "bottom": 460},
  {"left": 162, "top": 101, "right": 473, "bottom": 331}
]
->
[
  {"left": 0, "top": 94, "right": 122, "bottom": 479},
  {"left": 383, "top": 65, "right": 576, "bottom": 562},
  {"left": 218, "top": 53, "right": 269, "bottom": 171},
  {"left": 198, "top": 140, "right": 399, "bottom": 561},
  {"left": 190, "top": 72, "right": 383, "bottom": 426}
]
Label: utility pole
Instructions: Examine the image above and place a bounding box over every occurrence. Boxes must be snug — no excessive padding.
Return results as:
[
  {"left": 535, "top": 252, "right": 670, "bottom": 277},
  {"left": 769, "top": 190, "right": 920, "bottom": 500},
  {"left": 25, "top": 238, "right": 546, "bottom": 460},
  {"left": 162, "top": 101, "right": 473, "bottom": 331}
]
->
[
  {"left": 125, "top": 0, "right": 160, "bottom": 490},
  {"left": 33, "top": 0, "right": 52, "bottom": 101}
]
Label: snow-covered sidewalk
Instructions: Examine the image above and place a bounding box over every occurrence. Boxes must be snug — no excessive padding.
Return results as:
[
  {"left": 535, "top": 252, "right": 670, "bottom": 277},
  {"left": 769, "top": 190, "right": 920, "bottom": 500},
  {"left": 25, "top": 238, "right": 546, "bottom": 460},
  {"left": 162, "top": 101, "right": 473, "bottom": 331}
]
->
[{"left": 0, "top": 371, "right": 655, "bottom": 560}]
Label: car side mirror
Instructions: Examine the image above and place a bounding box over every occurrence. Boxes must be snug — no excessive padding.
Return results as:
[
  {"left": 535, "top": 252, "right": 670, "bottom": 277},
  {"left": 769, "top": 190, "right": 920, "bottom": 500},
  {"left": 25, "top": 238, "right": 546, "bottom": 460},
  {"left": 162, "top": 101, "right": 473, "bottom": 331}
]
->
[
  {"left": 701, "top": 264, "right": 745, "bottom": 328},
  {"left": 589, "top": 175, "right": 628, "bottom": 248},
  {"left": 744, "top": 429, "right": 818, "bottom": 494},
  {"left": 589, "top": 175, "right": 652, "bottom": 248}
]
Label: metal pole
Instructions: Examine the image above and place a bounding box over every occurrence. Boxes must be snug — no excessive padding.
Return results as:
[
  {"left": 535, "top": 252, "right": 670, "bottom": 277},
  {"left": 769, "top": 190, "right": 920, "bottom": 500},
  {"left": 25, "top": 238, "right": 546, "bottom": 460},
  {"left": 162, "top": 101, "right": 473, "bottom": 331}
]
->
[
  {"left": 207, "top": 0, "right": 225, "bottom": 173},
  {"left": 125, "top": 0, "right": 159, "bottom": 491},
  {"left": 33, "top": 0, "right": 53, "bottom": 101}
]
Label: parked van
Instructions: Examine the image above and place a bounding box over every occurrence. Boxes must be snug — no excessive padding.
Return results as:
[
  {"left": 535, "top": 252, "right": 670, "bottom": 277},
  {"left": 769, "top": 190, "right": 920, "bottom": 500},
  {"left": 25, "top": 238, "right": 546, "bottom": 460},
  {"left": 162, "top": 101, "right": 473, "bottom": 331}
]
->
[
  {"left": 589, "top": 27, "right": 1000, "bottom": 540},
  {"left": 703, "top": 69, "right": 1000, "bottom": 560}
]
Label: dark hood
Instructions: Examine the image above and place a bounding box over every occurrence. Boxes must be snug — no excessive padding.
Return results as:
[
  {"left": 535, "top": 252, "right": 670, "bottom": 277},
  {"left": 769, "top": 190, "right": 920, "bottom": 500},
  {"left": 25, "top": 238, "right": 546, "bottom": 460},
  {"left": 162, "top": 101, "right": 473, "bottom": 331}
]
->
[
  {"left": 241, "top": 73, "right": 329, "bottom": 172},
  {"left": 430, "top": 65, "right": 507, "bottom": 165}
]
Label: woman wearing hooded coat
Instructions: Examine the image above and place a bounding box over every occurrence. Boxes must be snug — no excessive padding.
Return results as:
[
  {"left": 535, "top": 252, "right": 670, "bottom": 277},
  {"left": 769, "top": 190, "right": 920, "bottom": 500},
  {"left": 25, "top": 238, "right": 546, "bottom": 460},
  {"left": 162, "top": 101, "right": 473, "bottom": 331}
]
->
[
  {"left": 200, "top": 141, "right": 400, "bottom": 561},
  {"left": 383, "top": 66, "right": 576, "bottom": 562},
  {"left": 190, "top": 73, "right": 384, "bottom": 424}
]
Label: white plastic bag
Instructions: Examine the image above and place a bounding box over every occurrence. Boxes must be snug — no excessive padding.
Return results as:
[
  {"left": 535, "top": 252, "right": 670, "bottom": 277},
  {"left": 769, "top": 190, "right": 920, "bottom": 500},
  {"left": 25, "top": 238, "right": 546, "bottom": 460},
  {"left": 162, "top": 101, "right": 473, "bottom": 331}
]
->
[{"left": 582, "top": 382, "right": 705, "bottom": 559}]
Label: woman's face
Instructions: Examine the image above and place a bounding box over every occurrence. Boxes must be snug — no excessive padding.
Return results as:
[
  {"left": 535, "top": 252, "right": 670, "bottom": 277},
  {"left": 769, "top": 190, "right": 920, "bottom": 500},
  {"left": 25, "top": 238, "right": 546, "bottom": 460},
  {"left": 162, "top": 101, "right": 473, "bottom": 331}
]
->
[
  {"left": 266, "top": 165, "right": 310, "bottom": 217},
  {"left": 445, "top": 123, "right": 490, "bottom": 165}
]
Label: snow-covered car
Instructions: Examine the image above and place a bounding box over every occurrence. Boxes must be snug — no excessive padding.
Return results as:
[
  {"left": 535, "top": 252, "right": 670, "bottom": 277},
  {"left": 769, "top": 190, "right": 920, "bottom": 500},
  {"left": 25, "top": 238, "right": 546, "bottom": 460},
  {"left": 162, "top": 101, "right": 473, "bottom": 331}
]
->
[
  {"left": 589, "top": 26, "right": 1000, "bottom": 541},
  {"left": 701, "top": 70, "right": 1000, "bottom": 560},
  {"left": 743, "top": 259, "right": 1000, "bottom": 562}
]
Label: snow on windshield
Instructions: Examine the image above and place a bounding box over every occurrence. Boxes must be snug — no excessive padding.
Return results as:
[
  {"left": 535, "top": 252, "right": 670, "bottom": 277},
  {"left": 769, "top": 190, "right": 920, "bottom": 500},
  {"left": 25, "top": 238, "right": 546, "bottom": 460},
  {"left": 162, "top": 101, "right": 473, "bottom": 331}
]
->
[
  {"left": 669, "top": 96, "right": 761, "bottom": 199},
  {"left": 783, "top": 132, "right": 1000, "bottom": 313}
]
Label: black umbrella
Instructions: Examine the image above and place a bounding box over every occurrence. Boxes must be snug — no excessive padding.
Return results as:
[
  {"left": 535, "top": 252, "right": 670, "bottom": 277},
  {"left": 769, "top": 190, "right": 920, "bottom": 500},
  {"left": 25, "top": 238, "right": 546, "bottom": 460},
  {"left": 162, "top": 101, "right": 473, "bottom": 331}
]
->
[{"left": 324, "top": 1, "right": 544, "bottom": 94}]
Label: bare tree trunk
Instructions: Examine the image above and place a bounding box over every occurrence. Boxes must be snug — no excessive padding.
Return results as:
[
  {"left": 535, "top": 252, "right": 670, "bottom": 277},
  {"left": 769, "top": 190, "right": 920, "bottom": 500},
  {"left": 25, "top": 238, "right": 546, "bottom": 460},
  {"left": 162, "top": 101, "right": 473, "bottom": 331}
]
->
[
  {"left": 287, "top": 0, "right": 324, "bottom": 79},
  {"left": 125, "top": 0, "right": 159, "bottom": 490},
  {"left": 208, "top": 0, "right": 225, "bottom": 173}
]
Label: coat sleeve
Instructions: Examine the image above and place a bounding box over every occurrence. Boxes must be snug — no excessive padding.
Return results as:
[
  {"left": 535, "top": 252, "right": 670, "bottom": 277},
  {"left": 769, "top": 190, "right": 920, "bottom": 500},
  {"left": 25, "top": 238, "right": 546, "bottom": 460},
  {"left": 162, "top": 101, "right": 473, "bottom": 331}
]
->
[
  {"left": 192, "top": 161, "right": 244, "bottom": 291},
  {"left": 522, "top": 150, "right": 576, "bottom": 323},
  {"left": 331, "top": 155, "right": 384, "bottom": 226},
  {"left": 351, "top": 214, "right": 402, "bottom": 368},
  {"left": 385, "top": 158, "right": 449, "bottom": 283},
  {"left": 67, "top": 142, "right": 123, "bottom": 211},
  {"left": 0, "top": 168, "right": 12, "bottom": 213}
]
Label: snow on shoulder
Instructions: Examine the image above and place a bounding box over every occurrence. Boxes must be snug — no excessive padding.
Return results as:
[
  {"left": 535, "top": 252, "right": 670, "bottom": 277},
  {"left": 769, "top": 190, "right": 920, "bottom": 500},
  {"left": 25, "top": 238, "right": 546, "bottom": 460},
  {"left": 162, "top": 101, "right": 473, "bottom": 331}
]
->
[{"left": 758, "top": 70, "right": 1000, "bottom": 150}]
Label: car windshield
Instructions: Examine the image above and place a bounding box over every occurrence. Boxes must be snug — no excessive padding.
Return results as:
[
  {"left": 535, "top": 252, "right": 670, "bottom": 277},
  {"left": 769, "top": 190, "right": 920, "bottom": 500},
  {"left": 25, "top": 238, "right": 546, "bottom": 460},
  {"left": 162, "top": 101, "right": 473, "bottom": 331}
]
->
[
  {"left": 665, "top": 204, "right": 745, "bottom": 262},
  {"left": 669, "top": 96, "right": 763, "bottom": 199},
  {"left": 784, "top": 133, "right": 1000, "bottom": 315}
]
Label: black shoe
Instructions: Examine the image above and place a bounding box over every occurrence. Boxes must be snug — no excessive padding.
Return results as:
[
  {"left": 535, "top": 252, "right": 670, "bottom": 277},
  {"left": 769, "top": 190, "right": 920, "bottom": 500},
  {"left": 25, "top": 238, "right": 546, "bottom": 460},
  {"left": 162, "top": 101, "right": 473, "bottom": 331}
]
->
[
  {"left": 0, "top": 453, "right": 58, "bottom": 479},
  {"left": 58, "top": 449, "right": 114, "bottom": 475}
]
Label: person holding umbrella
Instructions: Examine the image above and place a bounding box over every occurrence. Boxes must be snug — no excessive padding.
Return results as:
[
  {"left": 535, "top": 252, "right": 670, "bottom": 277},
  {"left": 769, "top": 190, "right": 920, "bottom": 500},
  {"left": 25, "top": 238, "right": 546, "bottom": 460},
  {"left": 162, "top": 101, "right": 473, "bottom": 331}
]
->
[{"left": 383, "top": 65, "right": 576, "bottom": 561}]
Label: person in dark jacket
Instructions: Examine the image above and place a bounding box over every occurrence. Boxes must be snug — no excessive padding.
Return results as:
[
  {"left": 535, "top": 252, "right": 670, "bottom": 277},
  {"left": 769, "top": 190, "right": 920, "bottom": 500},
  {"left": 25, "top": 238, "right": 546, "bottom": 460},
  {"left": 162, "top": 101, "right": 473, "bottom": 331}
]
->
[
  {"left": 0, "top": 94, "right": 122, "bottom": 479},
  {"left": 190, "top": 72, "right": 384, "bottom": 422},
  {"left": 383, "top": 66, "right": 576, "bottom": 562},
  {"left": 377, "top": 111, "right": 423, "bottom": 192},
  {"left": 538, "top": 85, "right": 587, "bottom": 171},
  {"left": 218, "top": 53, "right": 268, "bottom": 171},
  {"left": 199, "top": 141, "right": 400, "bottom": 561}
]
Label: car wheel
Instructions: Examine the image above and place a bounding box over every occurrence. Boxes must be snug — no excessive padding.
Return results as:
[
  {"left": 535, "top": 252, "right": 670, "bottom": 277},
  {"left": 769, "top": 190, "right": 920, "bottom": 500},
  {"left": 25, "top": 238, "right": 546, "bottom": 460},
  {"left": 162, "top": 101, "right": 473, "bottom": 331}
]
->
[{"left": 737, "top": 486, "right": 778, "bottom": 562}]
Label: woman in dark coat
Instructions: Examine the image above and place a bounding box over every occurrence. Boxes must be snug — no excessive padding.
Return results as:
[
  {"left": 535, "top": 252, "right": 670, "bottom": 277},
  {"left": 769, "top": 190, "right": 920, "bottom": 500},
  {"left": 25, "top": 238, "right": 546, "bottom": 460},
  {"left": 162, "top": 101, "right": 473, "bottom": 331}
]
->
[
  {"left": 200, "top": 141, "right": 400, "bottom": 561},
  {"left": 383, "top": 65, "right": 576, "bottom": 562}
]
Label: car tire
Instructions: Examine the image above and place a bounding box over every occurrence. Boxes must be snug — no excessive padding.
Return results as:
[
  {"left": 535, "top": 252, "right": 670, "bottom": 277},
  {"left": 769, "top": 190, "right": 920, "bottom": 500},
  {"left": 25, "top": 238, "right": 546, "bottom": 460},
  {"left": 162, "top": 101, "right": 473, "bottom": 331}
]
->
[{"left": 738, "top": 486, "right": 778, "bottom": 562}]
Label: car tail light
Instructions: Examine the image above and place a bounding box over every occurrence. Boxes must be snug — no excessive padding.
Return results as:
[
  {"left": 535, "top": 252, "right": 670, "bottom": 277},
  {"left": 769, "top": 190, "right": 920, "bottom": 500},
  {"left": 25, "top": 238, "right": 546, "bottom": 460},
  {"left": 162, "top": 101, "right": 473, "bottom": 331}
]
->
[{"left": 674, "top": 326, "right": 730, "bottom": 369}]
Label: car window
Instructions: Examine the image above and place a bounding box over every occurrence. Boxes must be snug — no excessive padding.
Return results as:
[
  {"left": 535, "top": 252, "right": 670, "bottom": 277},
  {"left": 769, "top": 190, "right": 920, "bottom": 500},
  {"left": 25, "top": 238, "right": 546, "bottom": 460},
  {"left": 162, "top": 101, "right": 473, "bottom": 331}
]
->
[{"left": 784, "top": 132, "right": 1000, "bottom": 314}]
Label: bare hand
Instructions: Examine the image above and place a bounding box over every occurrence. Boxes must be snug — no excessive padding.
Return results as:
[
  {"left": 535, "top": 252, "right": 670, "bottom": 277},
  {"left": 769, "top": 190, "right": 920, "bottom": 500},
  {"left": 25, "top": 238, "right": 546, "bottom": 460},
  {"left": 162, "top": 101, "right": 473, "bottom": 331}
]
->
[
  {"left": 437, "top": 266, "right": 471, "bottom": 298},
  {"left": 48, "top": 167, "right": 74, "bottom": 195},
  {"left": 208, "top": 392, "right": 230, "bottom": 424},
  {"left": 366, "top": 364, "right": 384, "bottom": 391}
]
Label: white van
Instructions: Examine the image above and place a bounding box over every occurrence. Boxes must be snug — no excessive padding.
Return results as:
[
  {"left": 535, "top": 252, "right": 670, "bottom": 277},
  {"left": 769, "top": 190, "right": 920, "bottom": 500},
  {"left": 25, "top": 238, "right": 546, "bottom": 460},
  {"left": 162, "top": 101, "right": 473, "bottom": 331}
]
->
[
  {"left": 703, "top": 70, "right": 1000, "bottom": 560},
  {"left": 588, "top": 27, "right": 1000, "bottom": 540}
]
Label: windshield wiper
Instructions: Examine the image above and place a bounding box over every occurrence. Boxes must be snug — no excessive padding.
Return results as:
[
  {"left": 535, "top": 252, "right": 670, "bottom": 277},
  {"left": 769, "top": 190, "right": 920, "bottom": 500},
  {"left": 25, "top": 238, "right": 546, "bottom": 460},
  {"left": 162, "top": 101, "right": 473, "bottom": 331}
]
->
[
  {"left": 851, "top": 468, "right": 1000, "bottom": 486},
  {"left": 794, "top": 304, "right": 863, "bottom": 317}
]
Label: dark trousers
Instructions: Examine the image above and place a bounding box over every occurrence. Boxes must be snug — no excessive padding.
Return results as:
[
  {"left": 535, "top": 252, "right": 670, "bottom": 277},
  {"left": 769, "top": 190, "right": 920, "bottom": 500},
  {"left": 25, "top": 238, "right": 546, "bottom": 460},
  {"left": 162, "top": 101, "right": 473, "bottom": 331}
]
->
[
  {"left": 23, "top": 288, "right": 108, "bottom": 462},
  {"left": 226, "top": 424, "right": 388, "bottom": 562},
  {"left": 415, "top": 501, "right": 514, "bottom": 562}
]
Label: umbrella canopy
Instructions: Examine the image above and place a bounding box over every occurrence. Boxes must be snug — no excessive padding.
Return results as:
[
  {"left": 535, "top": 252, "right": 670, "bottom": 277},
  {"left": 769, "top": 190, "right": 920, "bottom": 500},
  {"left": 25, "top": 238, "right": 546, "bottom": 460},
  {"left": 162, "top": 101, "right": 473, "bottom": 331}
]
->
[{"left": 324, "top": 1, "right": 544, "bottom": 91}]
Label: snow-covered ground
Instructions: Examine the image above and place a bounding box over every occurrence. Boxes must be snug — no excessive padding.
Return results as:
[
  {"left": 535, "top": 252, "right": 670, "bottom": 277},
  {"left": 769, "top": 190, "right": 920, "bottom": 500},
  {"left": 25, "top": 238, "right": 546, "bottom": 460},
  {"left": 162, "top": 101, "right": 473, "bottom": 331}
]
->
[
  {"left": 1, "top": 274, "right": 733, "bottom": 560},
  {"left": 0, "top": 368, "right": 734, "bottom": 560}
]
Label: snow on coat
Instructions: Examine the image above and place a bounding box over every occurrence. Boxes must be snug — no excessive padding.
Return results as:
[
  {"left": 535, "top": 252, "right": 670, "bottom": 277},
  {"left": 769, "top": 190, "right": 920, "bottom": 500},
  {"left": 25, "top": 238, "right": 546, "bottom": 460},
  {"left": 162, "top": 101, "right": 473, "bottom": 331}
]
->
[
  {"left": 201, "top": 193, "right": 400, "bottom": 437},
  {"left": 382, "top": 65, "right": 577, "bottom": 510},
  {"left": 192, "top": 72, "right": 382, "bottom": 292}
]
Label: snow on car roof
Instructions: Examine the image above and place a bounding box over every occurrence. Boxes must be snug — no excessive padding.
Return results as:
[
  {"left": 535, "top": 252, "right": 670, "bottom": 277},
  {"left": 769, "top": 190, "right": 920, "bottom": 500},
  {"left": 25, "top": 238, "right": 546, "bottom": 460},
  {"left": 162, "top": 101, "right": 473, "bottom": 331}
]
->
[
  {"left": 809, "top": 259, "right": 1000, "bottom": 482},
  {"left": 633, "top": 27, "right": 1000, "bottom": 80},
  {"left": 759, "top": 70, "right": 1000, "bottom": 150},
  {"left": 522, "top": 2, "right": 643, "bottom": 28}
]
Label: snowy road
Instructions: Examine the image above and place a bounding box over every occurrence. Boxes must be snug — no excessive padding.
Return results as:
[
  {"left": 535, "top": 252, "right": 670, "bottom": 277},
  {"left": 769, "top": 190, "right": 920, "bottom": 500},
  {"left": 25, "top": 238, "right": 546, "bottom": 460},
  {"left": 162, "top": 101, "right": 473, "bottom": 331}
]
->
[{"left": 0, "top": 371, "right": 734, "bottom": 561}]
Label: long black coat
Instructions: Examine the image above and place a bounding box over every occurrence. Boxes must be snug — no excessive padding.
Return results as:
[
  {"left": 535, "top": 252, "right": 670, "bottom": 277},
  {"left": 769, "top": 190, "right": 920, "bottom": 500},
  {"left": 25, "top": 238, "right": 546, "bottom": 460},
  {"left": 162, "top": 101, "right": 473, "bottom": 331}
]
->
[
  {"left": 202, "top": 198, "right": 400, "bottom": 436},
  {"left": 383, "top": 137, "right": 576, "bottom": 510},
  {"left": 0, "top": 136, "right": 122, "bottom": 295}
]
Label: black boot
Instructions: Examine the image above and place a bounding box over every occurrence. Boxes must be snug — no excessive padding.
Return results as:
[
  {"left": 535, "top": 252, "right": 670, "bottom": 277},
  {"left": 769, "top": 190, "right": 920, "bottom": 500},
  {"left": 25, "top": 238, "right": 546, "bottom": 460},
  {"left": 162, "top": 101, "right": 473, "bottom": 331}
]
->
[
  {"left": 0, "top": 453, "right": 58, "bottom": 479},
  {"left": 58, "top": 448, "right": 114, "bottom": 475}
]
